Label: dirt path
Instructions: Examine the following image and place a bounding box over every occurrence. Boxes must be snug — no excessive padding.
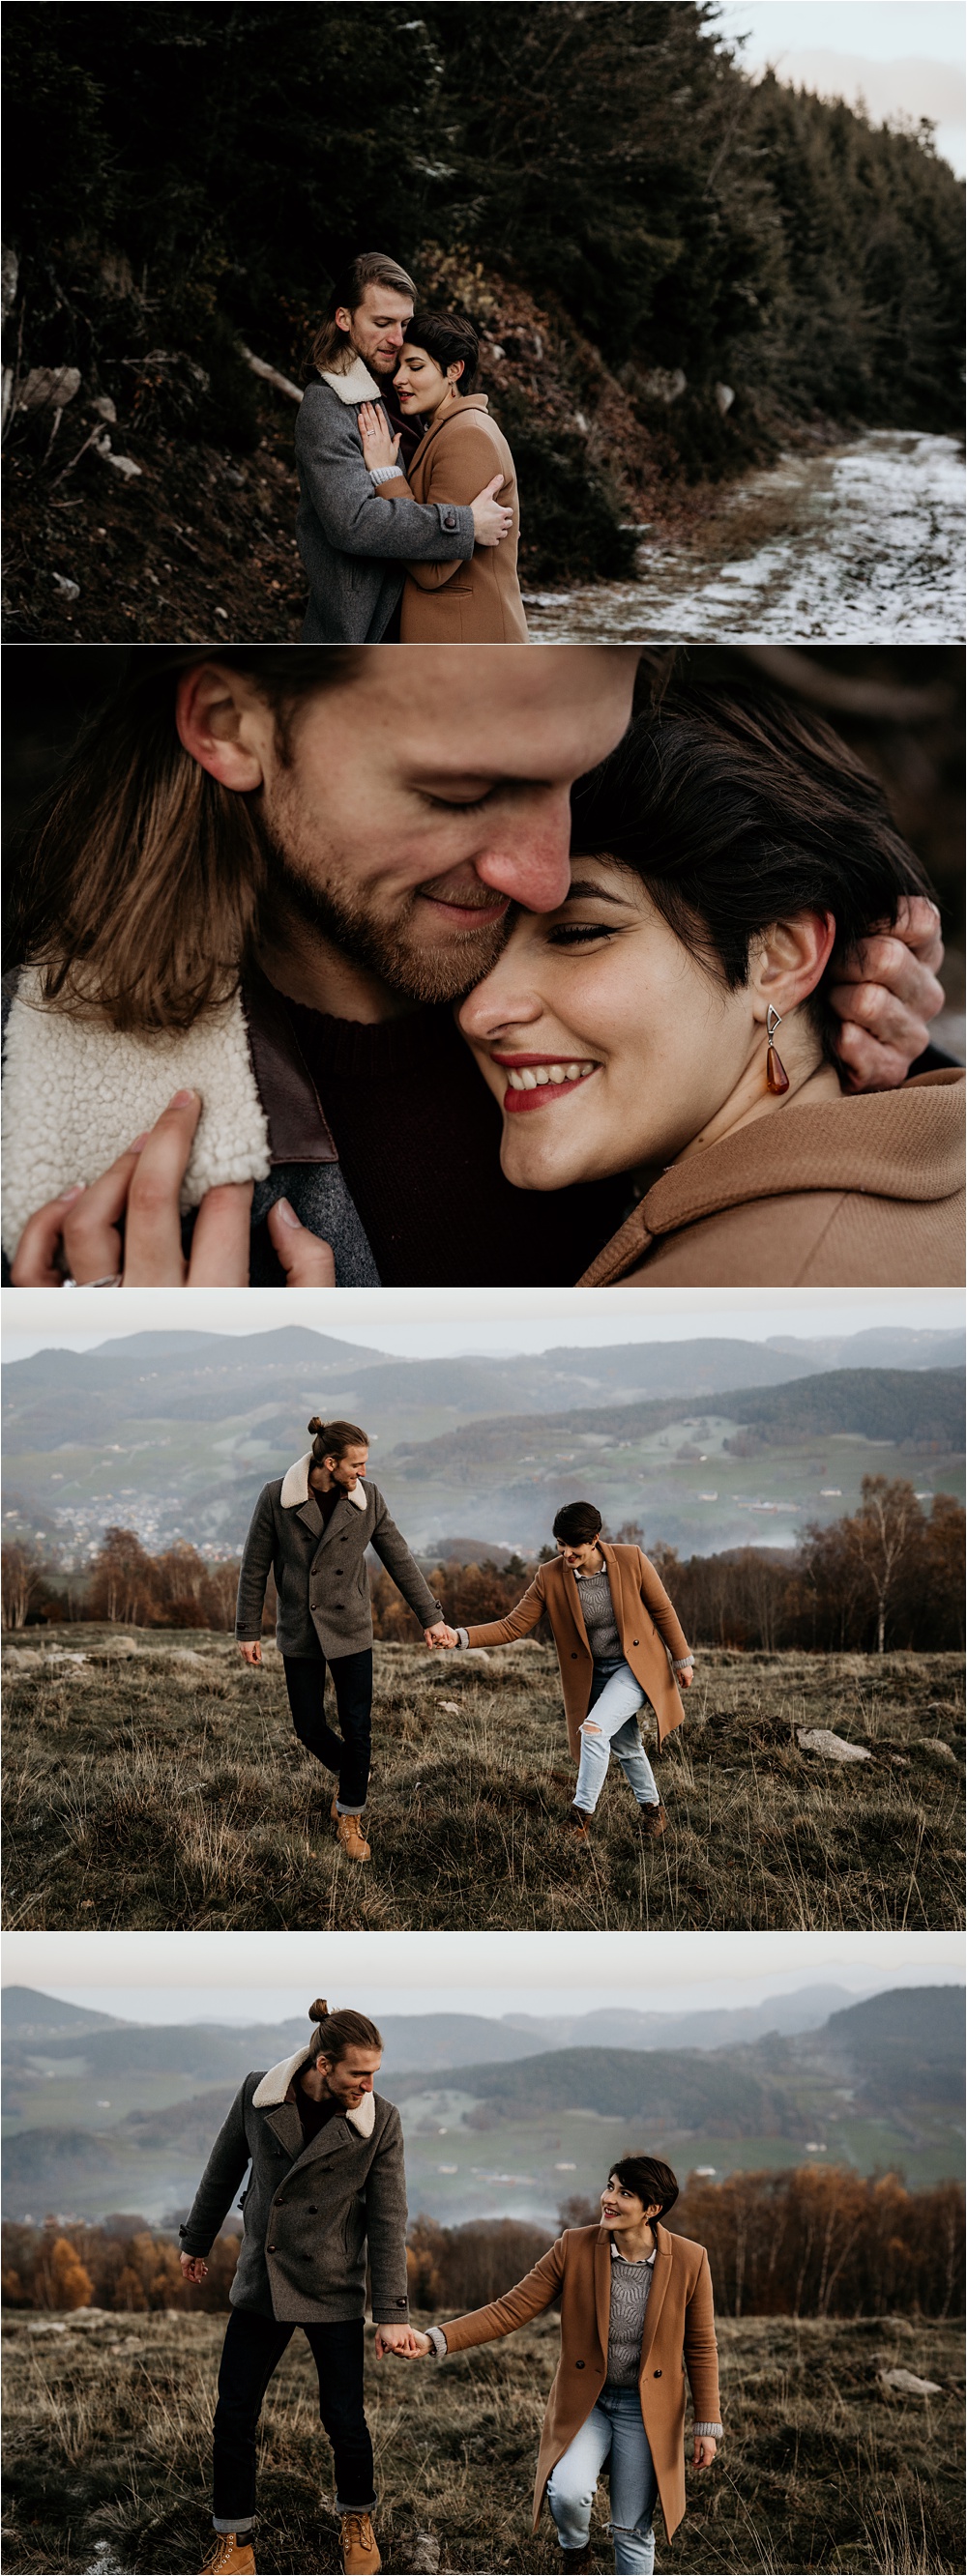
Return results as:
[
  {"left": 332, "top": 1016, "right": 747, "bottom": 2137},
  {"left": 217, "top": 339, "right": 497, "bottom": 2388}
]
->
[{"left": 524, "top": 431, "right": 966, "bottom": 642}]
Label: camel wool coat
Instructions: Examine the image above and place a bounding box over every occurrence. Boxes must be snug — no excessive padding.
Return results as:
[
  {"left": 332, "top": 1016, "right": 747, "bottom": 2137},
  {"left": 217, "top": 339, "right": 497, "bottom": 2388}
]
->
[
  {"left": 439, "top": 2222, "right": 721, "bottom": 2541},
  {"left": 463, "top": 1543, "right": 689, "bottom": 1753},
  {"left": 578, "top": 1070, "right": 965, "bottom": 1289},
  {"left": 381, "top": 391, "right": 529, "bottom": 641}
]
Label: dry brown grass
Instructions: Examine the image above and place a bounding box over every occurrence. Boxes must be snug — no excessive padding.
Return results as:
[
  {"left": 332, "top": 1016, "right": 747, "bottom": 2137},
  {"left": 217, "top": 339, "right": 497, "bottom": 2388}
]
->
[
  {"left": 3, "top": 1633, "right": 962, "bottom": 1932},
  {"left": 1, "top": 2306, "right": 963, "bottom": 2574}
]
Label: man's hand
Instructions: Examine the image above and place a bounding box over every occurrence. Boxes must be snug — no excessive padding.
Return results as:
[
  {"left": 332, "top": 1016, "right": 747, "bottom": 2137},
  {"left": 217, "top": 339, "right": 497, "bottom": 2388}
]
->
[
  {"left": 180, "top": 2252, "right": 209, "bottom": 2284},
  {"left": 10, "top": 1092, "right": 336, "bottom": 1288},
  {"left": 692, "top": 2436, "right": 718, "bottom": 2470},
  {"left": 239, "top": 1641, "right": 263, "bottom": 1667},
  {"left": 375, "top": 2324, "right": 431, "bottom": 2358},
  {"left": 830, "top": 895, "right": 945, "bottom": 1091},
  {"left": 471, "top": 476, "right": 513, "bottom": 548},
  {"left": 425, "top": 1623, "right": 459, "bottom": 1649},
  {"left": 358, "top": 401, "right": 400, "bottom": 472}
]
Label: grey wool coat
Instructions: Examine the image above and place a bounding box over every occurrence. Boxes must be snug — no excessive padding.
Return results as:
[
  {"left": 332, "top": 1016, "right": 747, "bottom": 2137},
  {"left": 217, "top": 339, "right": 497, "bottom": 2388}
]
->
[
  {"left": 295, "top": 356, "right": 476, "bottom": 642},
  {"left": 236, "top": 1454, "right": 442, "bottom": 1659},
  {"left": 179, "top": 2044, "right": 410, "bottom": 2325}
]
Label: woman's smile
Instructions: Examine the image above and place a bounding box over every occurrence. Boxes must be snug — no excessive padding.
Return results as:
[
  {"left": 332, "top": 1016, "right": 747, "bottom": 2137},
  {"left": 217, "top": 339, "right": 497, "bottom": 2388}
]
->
[{"left": 494, "top": 1051, "right": 601, "bottom": 1110}]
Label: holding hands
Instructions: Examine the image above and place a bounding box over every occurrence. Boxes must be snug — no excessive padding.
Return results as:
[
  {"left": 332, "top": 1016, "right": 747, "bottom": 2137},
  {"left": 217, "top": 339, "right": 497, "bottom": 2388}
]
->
[
  {"left": 425, "top": 1624, "right": 460, "bottom": 1649},
  {"left": 374, "top": 2324, "right": 431, "bottom": 2359}
]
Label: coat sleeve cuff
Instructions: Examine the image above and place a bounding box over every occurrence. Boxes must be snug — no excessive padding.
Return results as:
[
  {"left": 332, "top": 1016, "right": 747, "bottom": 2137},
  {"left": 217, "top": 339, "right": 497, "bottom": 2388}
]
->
[{"left": 372, "top": 2302, "right": 410, "bottom": 2324}]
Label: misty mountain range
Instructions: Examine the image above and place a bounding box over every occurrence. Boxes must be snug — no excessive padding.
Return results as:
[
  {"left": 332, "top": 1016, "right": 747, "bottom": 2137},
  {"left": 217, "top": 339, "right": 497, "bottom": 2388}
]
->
[
  {"left": 2, "top": 1984, "right": 962, "bottom": 2226},
  {"left": 4, "top": 1327, "right": 963, "bottom": 1562}
]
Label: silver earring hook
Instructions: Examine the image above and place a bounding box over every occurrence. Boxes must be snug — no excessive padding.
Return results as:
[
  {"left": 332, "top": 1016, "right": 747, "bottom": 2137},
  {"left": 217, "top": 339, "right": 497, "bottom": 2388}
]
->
[{"left": 766, "top": 1004, "right": 782, "bottom": 1041}]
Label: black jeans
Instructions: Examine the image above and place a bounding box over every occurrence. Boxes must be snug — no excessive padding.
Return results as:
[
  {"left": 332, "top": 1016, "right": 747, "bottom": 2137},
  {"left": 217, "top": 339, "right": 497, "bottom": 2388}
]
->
[
  {"left": 213, "top": 2309, "right": 375, "bottom": 2531},
  {"left": 283, "top": 1649, "right": 372, "bottom": 1811}
]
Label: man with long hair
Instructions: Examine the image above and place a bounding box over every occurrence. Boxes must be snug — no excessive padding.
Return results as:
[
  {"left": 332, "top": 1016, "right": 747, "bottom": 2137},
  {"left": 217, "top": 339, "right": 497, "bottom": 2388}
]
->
[
  {"left": 295, "top": 250, "right": 513, "bottom": 640},
  {"left": 3, "top": 647, "right": 948, "bottom": 1291},
  {"left": 179, "top": 1997, "right": 408, "bottom": 2576},
  {"left": 236, "top": 1415, "right": 450, "bottom": 1862}
]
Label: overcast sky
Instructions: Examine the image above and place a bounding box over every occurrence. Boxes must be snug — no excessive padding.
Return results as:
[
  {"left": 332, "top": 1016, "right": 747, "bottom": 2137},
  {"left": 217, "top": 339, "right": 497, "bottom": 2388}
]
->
[
  {"left": 717, "top": 0, "right": 965, "bottom": 172},
  {"left": 5, "top": 1930, "right": 961, "bottom": 2026},
  {"left": 2, "top": 1284, "right": 961, "bottom": 1364}
]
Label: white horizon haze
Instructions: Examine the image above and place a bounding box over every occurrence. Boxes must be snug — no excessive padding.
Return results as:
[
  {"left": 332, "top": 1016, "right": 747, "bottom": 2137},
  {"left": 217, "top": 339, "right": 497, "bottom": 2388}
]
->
[
  {"left": 4, "top": 1930, "right": 962, "bottom": 2027},
  {"left": 2, "top": 1283, "right": 962, "bottom": 1363}
]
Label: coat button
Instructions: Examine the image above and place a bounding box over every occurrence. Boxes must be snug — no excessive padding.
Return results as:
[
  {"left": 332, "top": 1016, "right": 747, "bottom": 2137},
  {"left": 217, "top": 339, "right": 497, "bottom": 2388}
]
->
[
  {"left": 654, "top": 2368, "right": 661, "bottom": 2378},
  {"left": 267, "top": 2243, "right": 277, "bottom": 2252},
  {"left": 308, "top": 2206, "right": 317, "bottom": 2214},
  {"left": 633, "top": 1639, "right": 639, "bottom": 1646},
  {"left": 571, "top": 1652, "right": 578, "bottom": 1660},
  {"left": 575, "top": 2359, "right": 585, "bottom": 2369}
]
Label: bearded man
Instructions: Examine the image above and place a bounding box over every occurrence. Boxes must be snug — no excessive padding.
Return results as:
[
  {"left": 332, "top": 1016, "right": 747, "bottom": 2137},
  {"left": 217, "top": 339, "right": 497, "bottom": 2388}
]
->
[{"left": 3, "top": 645, "right": 948, "bottom": 1289}]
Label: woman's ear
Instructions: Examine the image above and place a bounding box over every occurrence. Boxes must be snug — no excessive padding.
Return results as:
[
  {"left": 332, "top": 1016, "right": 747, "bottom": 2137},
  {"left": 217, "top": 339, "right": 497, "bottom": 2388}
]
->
[
  {"left": 749, "top": 912, "right": 836, "bottom": 1022},
  {"left": 175, "top": 662, "right": 269, "bottom": 792},
  {"left": 448, "top": 360, "right": 465, "bottom": 387}
]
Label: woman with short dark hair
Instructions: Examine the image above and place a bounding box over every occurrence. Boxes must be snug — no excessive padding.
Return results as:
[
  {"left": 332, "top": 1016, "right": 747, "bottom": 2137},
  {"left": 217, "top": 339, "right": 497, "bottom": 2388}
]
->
[
  {"left": 444, "top": 1500, "right": 694, "bottom": 1840},
  {"left": 356, "top": 307, "right": 529, "bottom": 640},
  {"left": 457, "top": 683, "right": 964, "bottom": 1286},
  {"left": 382, "top": 2156, "right": 722, "bottom": 2575}
]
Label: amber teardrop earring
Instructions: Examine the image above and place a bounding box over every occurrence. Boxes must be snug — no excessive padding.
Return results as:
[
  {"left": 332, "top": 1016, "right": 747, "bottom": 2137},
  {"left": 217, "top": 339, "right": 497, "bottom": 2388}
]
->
[{"left": 765, "top": 1003, "right": 790, "bottom": 1095}]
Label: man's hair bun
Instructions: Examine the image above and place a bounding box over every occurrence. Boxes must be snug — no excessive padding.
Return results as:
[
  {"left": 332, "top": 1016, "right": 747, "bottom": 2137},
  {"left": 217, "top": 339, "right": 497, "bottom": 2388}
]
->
[
  {"left": 308, "top": 1416, "right": 324, "bottom": 1435},
  {"left": 308, "top": 1997, "right": 329, "bottom": 2021}
]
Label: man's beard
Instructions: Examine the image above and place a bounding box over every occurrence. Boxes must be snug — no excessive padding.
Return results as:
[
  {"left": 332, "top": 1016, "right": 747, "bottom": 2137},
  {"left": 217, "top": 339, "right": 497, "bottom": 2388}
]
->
[{"left": 264, "top": 823, "right": 510, "bottom": 1006}]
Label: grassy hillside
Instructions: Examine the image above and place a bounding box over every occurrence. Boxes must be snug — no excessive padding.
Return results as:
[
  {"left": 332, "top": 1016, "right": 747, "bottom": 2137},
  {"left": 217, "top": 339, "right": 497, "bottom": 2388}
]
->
[
  {"left": 1, "top": 2306, "right": 963, "bottom": 2572},
  {"left": 3, "top": 1634, "right": 961, "bottom": 1935}
]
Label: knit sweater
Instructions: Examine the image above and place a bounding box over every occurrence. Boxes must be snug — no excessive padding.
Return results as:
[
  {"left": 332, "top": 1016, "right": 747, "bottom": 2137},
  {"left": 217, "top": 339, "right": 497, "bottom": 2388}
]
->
[
  {"left": 574, "top": 1563, "right": 623, "bottom": 1663},
  {"left": 428, "top": 2242, "right": 721, "bottom": 2435}
]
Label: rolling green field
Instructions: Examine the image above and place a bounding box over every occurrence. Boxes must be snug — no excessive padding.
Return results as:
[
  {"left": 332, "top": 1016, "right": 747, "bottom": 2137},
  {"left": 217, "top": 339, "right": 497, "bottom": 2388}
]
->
[
  {"left": 3, "top": 1634, "right": 962, "bottom": 1937},
  {"left": 2, "top": 2306, "right": 963, "bottom": 2572}
]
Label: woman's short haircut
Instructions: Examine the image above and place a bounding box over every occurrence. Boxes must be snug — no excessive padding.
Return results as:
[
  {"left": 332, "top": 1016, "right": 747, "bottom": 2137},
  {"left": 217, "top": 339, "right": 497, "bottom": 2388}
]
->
[
  {"left": 608, "top": 2155, "right": 680, "bottom": 2219},
  {"left": 404, "top": 309, "right": 480, "bottom": 394},
  {"left": 552, "top": 1500, "right": 603, "bottom": 1546},
  {"left": 308, "top": 1999, "right": 384, "bottom": 2062},
  {"left": 569, "top": 682, "right": 935, "bottom": 1056}
]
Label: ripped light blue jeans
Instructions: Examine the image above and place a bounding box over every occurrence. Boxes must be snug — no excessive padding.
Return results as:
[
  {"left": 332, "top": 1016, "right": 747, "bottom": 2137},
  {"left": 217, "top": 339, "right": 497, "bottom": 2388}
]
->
[
  {"left": 573, "top": 1659, "right": 659, "bottom": 1815},
  {"left": 547, "top": 2385, "right": 658, "bottom": 2573}
]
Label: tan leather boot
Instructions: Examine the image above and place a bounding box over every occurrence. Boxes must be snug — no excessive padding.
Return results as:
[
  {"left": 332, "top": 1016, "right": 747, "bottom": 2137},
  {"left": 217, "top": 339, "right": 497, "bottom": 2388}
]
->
[
  {"left": 200, "top": 2536, "right": 255, "bottom": 2574},
  {"left": 335, "top": 1810, "right": 370, "bottom": 1862},
  {"left": 340, "top": 2508, "right": 381, "bottom": 2573}
]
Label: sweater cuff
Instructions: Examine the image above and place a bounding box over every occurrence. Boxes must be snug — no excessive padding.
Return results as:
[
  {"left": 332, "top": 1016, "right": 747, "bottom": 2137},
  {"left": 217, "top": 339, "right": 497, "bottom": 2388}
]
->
[
  {"left": 455, "top": 1627, "right": 470, "bottom": 1649},
  {"left": 426, "top": 2325, "right": 449, "bottom": 2359},
  {"left": 693, "top": 2421, "right": 722, "bottom": 2438},
  {"left": 370, "top": 463, "right": 402, "bottom": 486},
  {"left": 673, "top": 1655, "right": 694, "bottom": 1671}
]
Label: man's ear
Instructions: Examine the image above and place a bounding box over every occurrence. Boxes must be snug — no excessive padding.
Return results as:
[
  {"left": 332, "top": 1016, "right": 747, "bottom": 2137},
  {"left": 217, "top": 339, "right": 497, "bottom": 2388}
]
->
[
  {"left": 175, "top": 662, "right": 268, "bottom": 792},
  {"left": 749, "top": 912, "right": 836, "bottom": 1023}
]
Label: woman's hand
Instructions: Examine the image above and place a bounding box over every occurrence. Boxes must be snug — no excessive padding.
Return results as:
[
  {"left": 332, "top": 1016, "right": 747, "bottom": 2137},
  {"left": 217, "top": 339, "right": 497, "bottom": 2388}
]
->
[
  {"left": 374, "top": 2325, "right": 431, "bottom": 2358},
  {"left": 692, "top": 2437, "right": 718, "bottom": 2470},
  {"left": 830, "top": 894, "right": 946, "bottom": 1089},
  {"left": 10, "top": 1091, "right": 337, "bottom": 1288},
  {"left": 358, "top": 401, "right": 400, "bottom": 472}
]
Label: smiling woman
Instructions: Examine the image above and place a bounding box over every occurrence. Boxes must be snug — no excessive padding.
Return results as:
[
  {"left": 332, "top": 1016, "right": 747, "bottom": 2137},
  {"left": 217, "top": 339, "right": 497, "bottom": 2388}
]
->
[{"left": 457, "top": 682, "right": 964, "bottom": 1289}]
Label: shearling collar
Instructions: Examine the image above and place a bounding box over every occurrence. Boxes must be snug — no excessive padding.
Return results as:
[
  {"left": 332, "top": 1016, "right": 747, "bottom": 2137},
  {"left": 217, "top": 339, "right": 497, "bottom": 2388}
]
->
[
  {"left": 317, "top": 355, "right": 381, "bottom": 405},
  {"left": 1, "top": 970, "right": 271, "bottom": 1259},
  {"left": 251, "top": 2043, "right": 377, "bottom": 2135},
  {"left": 278, "top": 1454, "right": 369, "bottom": 1513}
]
